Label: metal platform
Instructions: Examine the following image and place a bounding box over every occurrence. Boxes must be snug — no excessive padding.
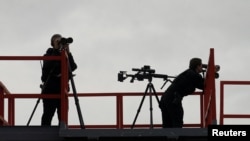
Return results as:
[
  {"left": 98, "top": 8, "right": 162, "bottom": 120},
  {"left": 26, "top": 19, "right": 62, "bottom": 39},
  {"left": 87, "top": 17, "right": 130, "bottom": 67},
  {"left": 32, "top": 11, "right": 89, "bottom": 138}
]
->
[{"left": 0, "top": 126, "right": 208, "bottom": 141}]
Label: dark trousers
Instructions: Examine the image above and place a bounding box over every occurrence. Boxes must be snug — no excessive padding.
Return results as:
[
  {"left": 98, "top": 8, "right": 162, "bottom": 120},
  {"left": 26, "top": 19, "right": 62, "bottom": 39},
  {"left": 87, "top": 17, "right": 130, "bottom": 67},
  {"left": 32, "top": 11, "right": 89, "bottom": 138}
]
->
[
  {"left": 161, "top": 102, "right": 184, "bottom": 128},
  {"left": 41, "top": 98, "right": 61, "bottom": 126}
]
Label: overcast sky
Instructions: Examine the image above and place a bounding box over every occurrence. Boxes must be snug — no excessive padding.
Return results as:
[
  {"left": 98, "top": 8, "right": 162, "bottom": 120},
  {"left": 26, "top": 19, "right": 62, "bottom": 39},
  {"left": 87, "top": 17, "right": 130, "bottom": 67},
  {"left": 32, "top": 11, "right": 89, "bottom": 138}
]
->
[{"left": 1, "top": 0, "right": 250, "bottom": 126}]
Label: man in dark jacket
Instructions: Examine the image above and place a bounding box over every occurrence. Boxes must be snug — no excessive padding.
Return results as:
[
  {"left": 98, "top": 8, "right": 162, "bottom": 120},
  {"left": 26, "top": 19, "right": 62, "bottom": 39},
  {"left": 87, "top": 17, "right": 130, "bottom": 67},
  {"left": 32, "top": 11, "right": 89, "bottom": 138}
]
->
[
  {"left": 41, "top": 34, "right": 77, "bottom": 126},
  {"left": 159, "top": 58, "right": 204, "bottom": 128}
]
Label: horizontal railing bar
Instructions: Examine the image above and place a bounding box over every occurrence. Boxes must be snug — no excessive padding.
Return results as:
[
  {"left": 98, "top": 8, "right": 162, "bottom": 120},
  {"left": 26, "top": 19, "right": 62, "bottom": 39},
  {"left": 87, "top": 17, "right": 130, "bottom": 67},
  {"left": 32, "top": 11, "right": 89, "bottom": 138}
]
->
[{"left": 0, "top": 56, "right": 61, "bottom": 60}]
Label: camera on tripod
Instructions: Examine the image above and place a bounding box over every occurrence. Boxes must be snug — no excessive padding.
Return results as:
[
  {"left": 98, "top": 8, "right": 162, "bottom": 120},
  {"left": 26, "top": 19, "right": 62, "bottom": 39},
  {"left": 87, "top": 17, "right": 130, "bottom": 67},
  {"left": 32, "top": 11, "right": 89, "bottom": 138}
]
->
[
  {"left": 118, "top": 65, "right": 174, "bottom": 83},
  {"left": 202, "top": 64, "right": 220, "bottom": 79},
  {"left": 60, "top": 37, "right": 73, "bottom": 45}
]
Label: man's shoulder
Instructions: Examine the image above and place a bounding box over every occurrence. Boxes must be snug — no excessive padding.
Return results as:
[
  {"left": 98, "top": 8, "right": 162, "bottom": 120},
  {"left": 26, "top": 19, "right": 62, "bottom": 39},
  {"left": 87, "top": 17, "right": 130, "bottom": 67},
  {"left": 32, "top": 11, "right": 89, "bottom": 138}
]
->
[
  {"left": 44, "top": 48, "right": 60, "bottom": 56},
  {"left": 44, "top": 48, "right": 52, "bottom": 55}
]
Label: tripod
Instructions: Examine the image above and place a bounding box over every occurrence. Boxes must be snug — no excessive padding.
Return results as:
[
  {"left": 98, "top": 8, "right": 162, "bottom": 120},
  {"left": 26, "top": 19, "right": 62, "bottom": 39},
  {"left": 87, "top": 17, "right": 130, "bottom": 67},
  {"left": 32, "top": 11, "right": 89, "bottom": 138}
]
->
[
  {"left": 27, "top": 49, "right": 85, "bottom": 129},
  {"left": 67, "top": 54, "right": 85, "bottom": 129},
  {"left": 131, "top": 79, "right": 160, "bottom": 129},
  {"left": 27, "top": 63, "right": 55, "bottom": 126}
]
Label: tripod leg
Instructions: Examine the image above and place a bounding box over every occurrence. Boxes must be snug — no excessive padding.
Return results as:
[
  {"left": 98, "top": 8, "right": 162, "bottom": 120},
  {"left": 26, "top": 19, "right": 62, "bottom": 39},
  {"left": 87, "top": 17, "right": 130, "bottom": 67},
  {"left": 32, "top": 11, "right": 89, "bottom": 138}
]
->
[
  {"left": 131, "top": 84, "right": 150, "bottom": 129},
  {"left": 148, "top": 83, "right": 161, "bottom": 129},
  {"left": 69, "top": 75, "right": 85, "bottom": 129},
  {"left": 148, "top": 84, "right": 154, "bottom": 129},
  {"left": 27, "top": 98, "right": 40, "bottom": 126},
  {"left": 151, "top": 84, "right": 160, "bottom": 104},
  {"left": 67, "top": 59, "right": 85, "bottom": 129}
]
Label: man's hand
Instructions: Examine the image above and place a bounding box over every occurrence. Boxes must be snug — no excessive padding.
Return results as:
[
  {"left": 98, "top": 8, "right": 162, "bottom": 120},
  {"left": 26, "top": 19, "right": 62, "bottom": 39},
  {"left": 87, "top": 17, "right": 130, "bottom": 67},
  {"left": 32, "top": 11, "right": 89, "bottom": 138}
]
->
[{"left": 63, "top": 44, "right": 70, "bottom": 54}]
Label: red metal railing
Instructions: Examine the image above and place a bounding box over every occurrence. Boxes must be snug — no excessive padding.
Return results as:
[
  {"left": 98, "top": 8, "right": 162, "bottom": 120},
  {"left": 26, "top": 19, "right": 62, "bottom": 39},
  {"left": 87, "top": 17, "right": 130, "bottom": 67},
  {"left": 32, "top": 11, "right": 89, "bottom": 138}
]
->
[
  {"left": 0, "top": 54, "right": 67, "bottom": 126},
  {"left": 0, "top": 89, "right": 204, "bottom": 128},
  {"left": 202, "top": 48, "right": 217, "bottom": 127},
  {"left": 220, "top": 81, "right": 250, "bottom": 125},
  {"left": 0, "top": 48, "right": 218, "bottom": 128}
]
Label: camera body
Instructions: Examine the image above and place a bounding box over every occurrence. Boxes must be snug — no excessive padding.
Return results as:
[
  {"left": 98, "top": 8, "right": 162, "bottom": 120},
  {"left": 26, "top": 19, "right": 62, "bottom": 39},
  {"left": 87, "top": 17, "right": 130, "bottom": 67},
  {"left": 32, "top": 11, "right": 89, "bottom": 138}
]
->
[
  {"left": 202, "top": 64, "right": 220, "bottom": 79},
  {"left": 60, "top": 37, "right": 73, "bottom": 45}
]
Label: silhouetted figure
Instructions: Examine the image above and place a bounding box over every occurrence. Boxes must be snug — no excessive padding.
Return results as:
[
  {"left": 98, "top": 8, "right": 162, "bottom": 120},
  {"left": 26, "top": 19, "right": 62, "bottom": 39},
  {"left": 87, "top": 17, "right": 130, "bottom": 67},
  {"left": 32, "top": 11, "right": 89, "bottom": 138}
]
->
[
  {"left": 41, "top": 34, "right": 77, "bottom": 126},
  {"left": 159, "top": 58, "right": 204, "bottom": 128}
]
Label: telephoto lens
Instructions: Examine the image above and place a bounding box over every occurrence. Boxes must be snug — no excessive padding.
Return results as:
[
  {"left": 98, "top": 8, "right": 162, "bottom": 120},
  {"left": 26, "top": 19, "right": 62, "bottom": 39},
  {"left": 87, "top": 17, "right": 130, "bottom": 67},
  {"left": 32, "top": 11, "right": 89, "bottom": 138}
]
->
[{"left": 60, "top": 37, "right": 73, "bottom": 45}]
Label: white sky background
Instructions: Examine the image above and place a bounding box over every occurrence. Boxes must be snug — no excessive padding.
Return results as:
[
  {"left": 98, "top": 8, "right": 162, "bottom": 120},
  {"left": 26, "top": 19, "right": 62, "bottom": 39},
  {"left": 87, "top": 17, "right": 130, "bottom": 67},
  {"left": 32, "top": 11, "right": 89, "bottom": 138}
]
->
[{"left": 1, "top": 0, "right": 250, "bottom": 126}]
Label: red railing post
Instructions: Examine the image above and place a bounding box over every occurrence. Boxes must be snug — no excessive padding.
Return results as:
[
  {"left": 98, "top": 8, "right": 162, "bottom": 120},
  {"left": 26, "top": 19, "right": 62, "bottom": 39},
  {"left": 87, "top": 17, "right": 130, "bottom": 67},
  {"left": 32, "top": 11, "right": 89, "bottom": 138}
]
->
[
  {"left": 60, "top": 50, "right": 69, "bottom": 126},
  {"left": 200, "top": 93, "right": 204, "bottom": 127},
  {"left": 203, "top": 48, "right": 217, "bottom": 127},
  {"left": 8, "top": 96, "right": 14, "bottom": 125},
  {"left": 116, "top": 94, "right": 123, "bottom": 129},
  {"left": 0, "top": 86, "right": 4, "bottom": 126},
  {"left": 219, "top": 81, "right": 225, "bottom": 125}
]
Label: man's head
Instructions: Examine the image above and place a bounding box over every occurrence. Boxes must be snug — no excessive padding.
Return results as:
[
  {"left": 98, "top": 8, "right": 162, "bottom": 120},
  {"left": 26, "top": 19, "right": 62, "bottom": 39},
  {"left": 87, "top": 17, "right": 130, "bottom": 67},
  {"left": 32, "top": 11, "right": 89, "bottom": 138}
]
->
[
  {"left": 189, "top": 58, "right": 203, "bottom": 72},
  {"left": 50, "top": 34, "right": 62, "bottom": 48}
]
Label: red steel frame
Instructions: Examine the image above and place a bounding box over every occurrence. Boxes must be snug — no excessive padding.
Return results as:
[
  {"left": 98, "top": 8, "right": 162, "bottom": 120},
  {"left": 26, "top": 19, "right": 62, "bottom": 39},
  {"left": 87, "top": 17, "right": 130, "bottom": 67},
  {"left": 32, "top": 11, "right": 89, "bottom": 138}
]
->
[
  {"left": 220, "top": 81, "right": 250, "bottom": 125},
  {"left": 203, "top": 48, "right": 217, "bottom": 127},
  {"left": 0, "top": 48, "right": 218, "bottom": 128}
]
